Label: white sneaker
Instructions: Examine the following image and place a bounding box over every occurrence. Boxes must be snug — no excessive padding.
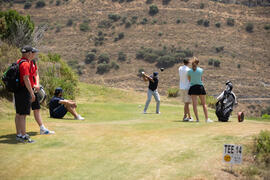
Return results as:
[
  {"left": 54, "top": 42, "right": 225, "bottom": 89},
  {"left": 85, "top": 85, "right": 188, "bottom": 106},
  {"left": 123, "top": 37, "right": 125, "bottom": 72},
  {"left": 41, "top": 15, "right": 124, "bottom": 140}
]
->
[
  {"left": 75, "top": 115, "right": 85, "bottom": 120},
  {"left": 143, "top": 111, "right": 147, "bottom": 114},
  {"left": 40, "top": 128, "right": 55, "bottom": 135},
  {"left": 183, "top": 117, "right": 189, "bottom": 122},
  {"left": 188, "top": 118, "right": 194, "bottom": 122},
  {"left": 206, "top": 118, "right": 213, "bottom": 123},
  {"left": 156, "top": 112, "right": 161, "bottom": 114}
]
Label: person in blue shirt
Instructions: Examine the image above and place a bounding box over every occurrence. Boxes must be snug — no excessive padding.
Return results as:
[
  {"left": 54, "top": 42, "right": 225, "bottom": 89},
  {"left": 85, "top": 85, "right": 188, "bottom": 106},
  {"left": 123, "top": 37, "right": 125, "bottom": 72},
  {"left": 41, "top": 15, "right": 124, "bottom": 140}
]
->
[
  {"left": 187, "top": 57, "right": 213, "bottom": 123},
  {"left": 49, "top": 87, "right": 84, "bottom": 120}
]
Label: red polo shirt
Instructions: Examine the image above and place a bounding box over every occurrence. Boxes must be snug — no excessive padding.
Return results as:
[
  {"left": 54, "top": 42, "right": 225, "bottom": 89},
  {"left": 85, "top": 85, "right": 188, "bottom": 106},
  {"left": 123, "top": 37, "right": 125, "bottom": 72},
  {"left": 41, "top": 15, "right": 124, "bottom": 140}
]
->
[{"left": 17, "top": 58, "right": 37, "bottom": 88}]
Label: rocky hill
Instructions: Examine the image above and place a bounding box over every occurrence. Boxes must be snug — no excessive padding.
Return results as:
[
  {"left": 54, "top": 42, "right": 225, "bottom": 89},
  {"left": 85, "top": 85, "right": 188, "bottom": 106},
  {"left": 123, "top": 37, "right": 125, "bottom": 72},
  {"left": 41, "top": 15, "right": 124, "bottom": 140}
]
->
[{"left": 1, "top": 0, "right": 270, "bottom": 116}]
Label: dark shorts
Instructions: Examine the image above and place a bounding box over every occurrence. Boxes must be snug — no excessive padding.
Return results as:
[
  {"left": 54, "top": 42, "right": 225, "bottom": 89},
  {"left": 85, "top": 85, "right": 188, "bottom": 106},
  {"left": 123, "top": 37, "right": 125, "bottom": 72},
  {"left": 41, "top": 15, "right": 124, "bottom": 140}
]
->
[
  {"left": 188, "top": 85, "right": 206, "bottom": 95},
  {"left": 51, "top": 105, "right": 68, "bottom": 118},
  {"left": 14, "top": 86, "right": 31, "bottom": 115},
  {"left": 32, "top": 92, "right": 41, "bottom": 110}
]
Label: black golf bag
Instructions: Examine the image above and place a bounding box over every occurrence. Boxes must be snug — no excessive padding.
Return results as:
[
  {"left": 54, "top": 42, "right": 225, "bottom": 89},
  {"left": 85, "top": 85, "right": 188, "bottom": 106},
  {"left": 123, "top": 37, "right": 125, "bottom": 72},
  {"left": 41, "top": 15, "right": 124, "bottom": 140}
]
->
[{"left": 215, "top": 81, "right": 237, "bottom": 122}]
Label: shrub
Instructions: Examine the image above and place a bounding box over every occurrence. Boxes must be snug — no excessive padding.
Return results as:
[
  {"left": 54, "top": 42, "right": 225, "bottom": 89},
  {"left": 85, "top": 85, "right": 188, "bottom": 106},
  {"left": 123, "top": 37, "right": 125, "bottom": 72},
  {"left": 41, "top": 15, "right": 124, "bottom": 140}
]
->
[
  {"left": 118, "top": 51, "right": 127, "bottom": 61},
  {"left": 98, "top": 53, "right": 110, "bottom": 64},
  {"left": 203, "top": 20, "right": 210, "bottom": 27},
  {"left": 197, "top": 19, "right": 203, "bottom": 25},
  {"left": 246, "top": 23, "right": 254, "bottom": 33},
  {"left": 24, "top": 1, "right": 32, "bottom": 9},
  {"left": 200, "top": 3, "right": 204, "bottom": 9},
  {"left": 91, "top": 48, "right": 97, "bottom": 53},
  {"left": 56, "top": 0, "right": 61, "bottom": 6},
  {"left": 158, "top": 32, "right": 163, "bottom": 36},
  {"left": 108, "top": 14, "right": 121, "bottom": 22},
  {"left": 66, "top": 19, "right": 73, "bottom": 26},
  {"left": 261, "top": 106, "right": 270, "bottom": 115},
  {"left": 0, "top": 10, "right": 35, "bottom": 47},
  {"left": 213, "top": 60, "right": 220, "bottom": 67},
  {"left": 149, "top": 5, "right": 159, "bottom": 16},
  {"left": 96, "top": 63, "right": 111, "bottom": 74},
  {"left": 79, "top": 22, "right": 90, "bottom": 32},
  {"left": 144, "top": 53, "right": 159, "bottom": 63},
  {"left": 140, "top": 18, "right": 148, "bottom": 25},
  {"left": 198, "top": 95, "right": 217, "bottom": 109},
  {"left": 125, "top": 21, "right": 131, "bottom": 28},
  {"left": 85, "top": 52, "right": 96, "bottom": 64},
  {"left": 110, "top": 61, "right": 120, "bottom": 70},
  {"left": 262, "top": 114, "right": 270, "bottom": 119},
  {"left": 98, "top": 20, "right": 112, "bottom": 29},
  {"left": 131, "top": 16, "right": 138, "bottom": 24},
  {"left": 162, "top": 0, "right": 171, "bottom": 5},
  {"left": 118, "top": 32, "right": 124, "bottom": 40},
  {"left": 208, "top": 59, "right": 214, "bottom": 65},
  {"left": 227, "top": 18, "right": 235, "bottom": 26},
  {"left": 237, "top": 64, "right": 241, "bottom": 68},
  {"left": 264, "top": 24, "right": 270, "bottom": 30},
  {"left": 55, "top": 25, "right": 61, "bottom": 33},
  {"left": 215, "top": 22, "right": 221, "bottom": 28},
  {"left": 36, "top": 0, "right": 46, "bottom": 8},
  {"left": 156, "top": 55, "right": 176, "bottom": 68},
  {"left": 253, "top": 130, "right": 270, "bottom": 166},
  {"left": 146, "top": 0, "right": 153, "bottom": 4},
  {"left": 176, "top": 19, "right": 181, "bottom": 24},
  {"left": 215, "top": 46, "right": 224, "bottom": 53},
  {"left": 168, "top": 88, "right": 179, "bottom": 97}
]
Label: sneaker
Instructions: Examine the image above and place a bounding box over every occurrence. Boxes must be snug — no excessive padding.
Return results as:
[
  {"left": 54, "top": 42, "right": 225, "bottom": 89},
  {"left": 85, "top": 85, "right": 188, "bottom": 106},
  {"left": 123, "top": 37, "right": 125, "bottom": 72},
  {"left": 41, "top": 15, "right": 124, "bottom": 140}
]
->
[
  {"left": 206, "top": 118, "right": 213, "bottom": 123},
  {"left": 196, "top": 119, "right": 199, "bottom": 122},
  {"left": 183, "top": 117, "right": 189, "bottom": 122},
  {"left": 143, "top": 111, "right": 147, "bottom": 114},
  {"left": 21, "top": 134, "right": 35, "bottom": 143},
  {"left": 188, "top": 118, "right": 194, "bottom": 122},
  {"left": 40, "top": 128, "right": 55, "bottom": 135},
  {"left": 16, "top": 134, "right": 22, "bottom": 141},
  {"left": 75, "top": 115, "right": 85, "bottom": 120},
  {"left": 156, "top": 112, "right": 161, "bottom": 114}
]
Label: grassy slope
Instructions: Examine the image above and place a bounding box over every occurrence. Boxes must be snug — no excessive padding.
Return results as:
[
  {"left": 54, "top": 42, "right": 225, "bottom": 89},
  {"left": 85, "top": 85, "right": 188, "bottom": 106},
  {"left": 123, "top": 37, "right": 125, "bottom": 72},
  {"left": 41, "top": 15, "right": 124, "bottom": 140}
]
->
[{"left": 0, "top": 82, "right": 270, "bottom": 180}]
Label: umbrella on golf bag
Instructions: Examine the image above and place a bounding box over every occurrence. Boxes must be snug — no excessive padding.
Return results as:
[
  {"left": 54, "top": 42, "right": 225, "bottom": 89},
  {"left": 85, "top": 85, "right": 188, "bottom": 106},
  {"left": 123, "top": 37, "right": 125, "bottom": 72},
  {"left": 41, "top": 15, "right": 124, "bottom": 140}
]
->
[{"left": 215, "top": 81, "right": 237, "bottom": 122}]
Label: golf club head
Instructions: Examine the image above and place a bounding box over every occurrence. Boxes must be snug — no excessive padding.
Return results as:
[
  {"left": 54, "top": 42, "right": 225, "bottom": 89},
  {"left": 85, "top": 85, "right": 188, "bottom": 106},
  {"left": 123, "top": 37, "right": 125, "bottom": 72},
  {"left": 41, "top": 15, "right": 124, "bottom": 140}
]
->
[{"left": 160, "top": 68, "right": 164, "bottom": 72}]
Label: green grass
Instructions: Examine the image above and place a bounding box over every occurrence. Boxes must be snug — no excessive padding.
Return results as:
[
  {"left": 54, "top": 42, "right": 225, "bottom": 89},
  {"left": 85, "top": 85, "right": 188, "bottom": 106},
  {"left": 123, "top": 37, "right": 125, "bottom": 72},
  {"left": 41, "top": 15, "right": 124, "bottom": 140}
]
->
[{"left": 0, "top": 82, "right": 270, "bottom": 179}]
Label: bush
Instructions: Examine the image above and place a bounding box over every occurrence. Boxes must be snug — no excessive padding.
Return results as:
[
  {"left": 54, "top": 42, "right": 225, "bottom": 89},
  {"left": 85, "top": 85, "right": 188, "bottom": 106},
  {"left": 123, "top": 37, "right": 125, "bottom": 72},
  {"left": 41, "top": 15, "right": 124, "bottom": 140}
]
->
[
  {"left": 98, "top": 20, "right": 112, "bottom": 29},
  {"left": 24, "top": 1, "right": 32, "bottom": 9},
  {"left": 66, "top": 19, "right": 73, "bottom": 26},
  {"left": 197, "top": 19, "right": 203, "bottom": 25},
  {"left": 149, "top": 5, "right": 159, "bottom": 16},
  {"left": 110, "top": 61, "right": 120, "bottom": 70},
  {"left": 158, "top": 32, "right": 163, "bottom": 36},
  {"left": 168, "top": 88, "right": 179, "bottom": 97},
  {"left": 156, "top": 55, "right": 176, "bottom": 68},
  {"left": 227, "top": 18, "right": 235, "bottom": 26},
  {"left": 96, "top": 63, "right": 111, "bottom": 74},
  {"left": 176, "top": 19, "right": 181, "bottom": 24},
  {"left": 146, "top": 0, "right": 153, "bottom": 4},
  {"left": 215, "top": 22, "right": 221, "bottom": 28},
  {"left": 56, "top": 0, "right": 61, "bottom": 6},
  {"left": 264, "top": 24, "right": 270, "bottom": 30},
  {"left": 85, "top": 52, "right": 96, "bottom": 64},
  {"left": 213, "top": 60, "right": 220, "bottom": 67},
  {"left": 198, "top": 95, "right": 217, "bottom": 109},
  {"left": 246, "top": 23, "right": 254, "bottom": 33},
  {"left": 36, "top": 0, "right": 46, "bottom": 8},
  {"left": 118, "top": 51, "right": 127, "bottom": 61},
  {"left": 79, "top": 22, "right": 90, "bottom": 32},
  {"left": 108, "top": 14, "right": 121, "bottom": 22},
  {"left": 262, "top": 114, "right": 270, "bottom": 119},
  {"left": 144, "top": 53, "right": 159, "bottom": 63},
  {"left": 253, "top": 130, "right": 270, "bottom": 166},
  {"left": 208, "top": 59, "right": 214, "bottom": 65},
  {"left": 118, "top": 32, "right": 124, "bottom": 40},
  {"left": 98, "top": 53, "right": 110, "bottom": 64},
  {"left": 0, "top": 10, "right": 35, "bottom": 47},
  {"left": 125, "top": 21, "right": 131, "bottom": 28},
  {"left": 215, "top": 46, "right": 224, "bottom": 53},
  {"left": 162, "top": 0, "right": 171, "bottom": 5},
  {"left": 140, "top": 18, "right": 148, "bottom": 25},
  {"left": 237, "top": 64, "right": 241, "bottom": 68},
  {"left": 131, "top": 16, "right": 138, "bottom": 24},
  {"left": 203, "top": 20, "right": 210, "bottom": 27},
  {"left": 261, "top": 106, "right": 270, "bottom": 115},
  {"left": 200, "top": 3, "right": 204, "bottom": 9},
  {"left": 38, "top": 53, "right": 78, "bottom": 104}
]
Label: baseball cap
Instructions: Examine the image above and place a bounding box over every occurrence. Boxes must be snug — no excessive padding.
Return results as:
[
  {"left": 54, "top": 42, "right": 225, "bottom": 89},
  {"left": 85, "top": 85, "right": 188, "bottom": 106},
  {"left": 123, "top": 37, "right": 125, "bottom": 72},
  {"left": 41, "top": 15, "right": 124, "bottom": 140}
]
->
[
  {"left": 21, "top": 45, "right": 39, "bottom": 53},
  {"left": 153, "top": 72, "right": 158, "bottom": 77},
  {"left": 54, "top": 87, "right": 63, "bottom": 96}
]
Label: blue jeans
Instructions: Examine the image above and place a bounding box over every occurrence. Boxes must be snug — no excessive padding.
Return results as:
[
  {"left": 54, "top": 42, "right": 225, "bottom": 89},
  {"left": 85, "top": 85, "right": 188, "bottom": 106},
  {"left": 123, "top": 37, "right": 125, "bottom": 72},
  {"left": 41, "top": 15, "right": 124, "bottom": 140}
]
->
[{"left": 144, "top": 89, "right": 160, "bottom": 113}]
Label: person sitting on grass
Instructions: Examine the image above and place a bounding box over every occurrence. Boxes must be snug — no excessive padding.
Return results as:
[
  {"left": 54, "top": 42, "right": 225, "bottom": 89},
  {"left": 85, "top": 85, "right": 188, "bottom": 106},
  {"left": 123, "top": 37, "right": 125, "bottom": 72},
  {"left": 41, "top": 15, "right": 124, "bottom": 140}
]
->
[{"left": 49, "top": 87, "right": 84, "bottom": 120}]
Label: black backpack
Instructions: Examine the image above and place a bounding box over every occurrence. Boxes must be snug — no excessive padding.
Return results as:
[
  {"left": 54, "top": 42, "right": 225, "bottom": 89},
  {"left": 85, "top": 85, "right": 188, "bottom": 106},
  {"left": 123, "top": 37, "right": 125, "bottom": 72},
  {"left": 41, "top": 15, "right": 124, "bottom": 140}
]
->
[{"left": 2, "top": 59, "right": 28, "bottom": 93}]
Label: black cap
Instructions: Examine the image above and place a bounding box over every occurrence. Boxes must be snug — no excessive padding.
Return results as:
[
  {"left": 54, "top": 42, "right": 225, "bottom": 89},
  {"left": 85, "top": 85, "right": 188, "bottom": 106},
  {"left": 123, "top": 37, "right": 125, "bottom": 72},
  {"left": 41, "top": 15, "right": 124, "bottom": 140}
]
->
[
  {"left": 21, "top": 45, "right": 39, "bottom": 53},
  {"left": 54, "top": 87, "right": 63, "bottom": 96},
  {"left": 153, "top": 72, "right": 158, "bottom": 77}
]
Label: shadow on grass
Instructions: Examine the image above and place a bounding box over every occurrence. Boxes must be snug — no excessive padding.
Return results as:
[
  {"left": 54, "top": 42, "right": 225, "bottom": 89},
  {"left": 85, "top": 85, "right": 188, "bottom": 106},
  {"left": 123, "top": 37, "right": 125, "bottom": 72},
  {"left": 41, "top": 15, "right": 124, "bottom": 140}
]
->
[
  {"left": 0, "top": 132, "right": 38, "bottom": 144},
  {"left": 221, "top": 167, "right": 239, "bottom": 177},
  {"left": 48, "top": 117, "right": 75, "bottom": 120}
]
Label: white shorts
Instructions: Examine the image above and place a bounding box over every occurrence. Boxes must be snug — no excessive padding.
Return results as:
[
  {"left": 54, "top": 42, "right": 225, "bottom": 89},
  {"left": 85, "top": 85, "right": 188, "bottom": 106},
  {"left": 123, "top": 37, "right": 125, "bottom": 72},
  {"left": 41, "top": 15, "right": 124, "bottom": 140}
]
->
[{"left": 180, "top": 89, "right": 191, "bottom": 103}]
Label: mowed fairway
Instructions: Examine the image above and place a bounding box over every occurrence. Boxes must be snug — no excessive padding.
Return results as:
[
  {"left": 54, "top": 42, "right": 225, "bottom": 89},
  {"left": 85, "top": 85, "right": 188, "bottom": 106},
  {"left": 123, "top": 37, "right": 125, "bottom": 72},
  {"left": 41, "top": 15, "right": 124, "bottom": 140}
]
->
[{"left": 0, "top": 83, "right": 269, "bottom": 180}]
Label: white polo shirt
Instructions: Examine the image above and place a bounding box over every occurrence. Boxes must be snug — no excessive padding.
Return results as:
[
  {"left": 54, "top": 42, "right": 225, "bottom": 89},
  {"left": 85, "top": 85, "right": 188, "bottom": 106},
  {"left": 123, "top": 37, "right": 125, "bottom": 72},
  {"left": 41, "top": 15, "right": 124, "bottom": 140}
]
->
[{"left": 179, "top": 65, "right": 190, "bottom": 90}]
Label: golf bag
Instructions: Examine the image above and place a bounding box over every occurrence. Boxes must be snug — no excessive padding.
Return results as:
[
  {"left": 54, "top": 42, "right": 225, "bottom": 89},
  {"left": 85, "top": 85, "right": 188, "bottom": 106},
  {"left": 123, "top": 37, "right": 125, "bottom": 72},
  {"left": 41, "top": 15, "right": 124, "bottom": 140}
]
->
[{"left": 215, "top": 81, "right": 237, "bottom": 122}]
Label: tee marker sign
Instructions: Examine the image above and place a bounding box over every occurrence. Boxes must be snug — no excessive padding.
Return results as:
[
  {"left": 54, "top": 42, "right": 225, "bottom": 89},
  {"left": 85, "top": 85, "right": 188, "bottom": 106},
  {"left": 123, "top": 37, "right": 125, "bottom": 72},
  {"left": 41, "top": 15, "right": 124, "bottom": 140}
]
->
[{"left": 223, "top": 144, "right": 242, "bottom": 164}]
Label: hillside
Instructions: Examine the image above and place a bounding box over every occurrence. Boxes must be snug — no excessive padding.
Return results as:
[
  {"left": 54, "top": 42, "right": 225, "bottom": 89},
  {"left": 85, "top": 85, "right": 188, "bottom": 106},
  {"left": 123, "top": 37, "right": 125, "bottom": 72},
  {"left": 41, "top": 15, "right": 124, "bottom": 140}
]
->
[
  {"left": 1, "top": 0, "right": 270, "bottom": 116},
  {"left": 0, "top": 82, "right": 270, "bottom": 179}
]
